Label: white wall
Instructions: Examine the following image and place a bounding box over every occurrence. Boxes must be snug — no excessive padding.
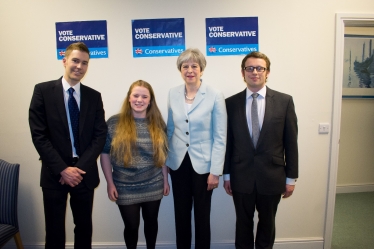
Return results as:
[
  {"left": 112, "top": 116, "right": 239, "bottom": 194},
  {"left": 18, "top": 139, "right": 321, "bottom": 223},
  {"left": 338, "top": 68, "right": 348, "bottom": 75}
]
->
[
  {"left": 0, "top": 0, "right": 373, "bottom": 248},
  {"left": 337, "top": 27, "right": 374, "bottom": 193},
  {"left": 337, "top": 99, "right": 374, "bottom": 191}
]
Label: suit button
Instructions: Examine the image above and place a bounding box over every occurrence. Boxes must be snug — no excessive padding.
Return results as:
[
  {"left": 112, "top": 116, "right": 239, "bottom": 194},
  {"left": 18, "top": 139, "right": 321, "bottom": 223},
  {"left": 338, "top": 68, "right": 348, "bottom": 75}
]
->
[
  {"left": 186, "top": 144, "right": 189, "bottom": 147},
  {"left": 186, "top": 132, "right": 189, "bottom": 135},
  {"left": 185, "top": 119, "right": 188, "bottom": 123}
]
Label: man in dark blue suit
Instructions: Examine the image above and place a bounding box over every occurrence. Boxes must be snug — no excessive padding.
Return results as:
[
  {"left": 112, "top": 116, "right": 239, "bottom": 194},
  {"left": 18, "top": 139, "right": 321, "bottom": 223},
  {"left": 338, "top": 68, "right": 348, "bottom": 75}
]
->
[
  {"left": 29, "top": 42, "right": 107, "bottom": 249},
  {"left": 223, "top": 51, "right": 298, "bottom": 249}
]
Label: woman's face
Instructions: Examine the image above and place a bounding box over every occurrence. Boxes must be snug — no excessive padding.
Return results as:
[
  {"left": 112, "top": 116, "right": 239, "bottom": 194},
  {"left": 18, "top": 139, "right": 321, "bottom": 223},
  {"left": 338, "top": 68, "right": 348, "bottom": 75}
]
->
[
  {"left": 129, "top": 86, "right": 151, "bottom": 118},
  {"left": 180, "top": 60, "right": 203, "bottom": 85}
]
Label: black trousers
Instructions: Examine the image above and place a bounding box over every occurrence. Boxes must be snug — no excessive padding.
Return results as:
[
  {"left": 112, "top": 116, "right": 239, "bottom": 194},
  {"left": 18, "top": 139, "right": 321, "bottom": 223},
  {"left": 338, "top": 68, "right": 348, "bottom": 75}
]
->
[
  {"left": 169, "top": 153, "right": 213, "bottom": 249},
  {"left": 42, "top": 183, "right": 94, "bottom": 249},
  {"left": 232, "top": 188, "right": 281, "bottom": 249}
]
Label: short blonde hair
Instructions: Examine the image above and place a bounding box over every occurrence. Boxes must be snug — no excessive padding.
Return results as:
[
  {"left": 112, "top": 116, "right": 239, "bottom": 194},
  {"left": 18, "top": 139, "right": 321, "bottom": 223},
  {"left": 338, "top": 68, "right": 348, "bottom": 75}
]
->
[{"left": 177, "top": 48, "right": 206, "bottom": 72}]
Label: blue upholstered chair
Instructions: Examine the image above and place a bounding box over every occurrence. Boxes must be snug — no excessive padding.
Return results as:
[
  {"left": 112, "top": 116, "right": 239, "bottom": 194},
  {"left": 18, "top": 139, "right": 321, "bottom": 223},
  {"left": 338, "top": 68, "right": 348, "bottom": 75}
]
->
[{"left": 0, "top": 159, "right": 23, "bottom": 249}]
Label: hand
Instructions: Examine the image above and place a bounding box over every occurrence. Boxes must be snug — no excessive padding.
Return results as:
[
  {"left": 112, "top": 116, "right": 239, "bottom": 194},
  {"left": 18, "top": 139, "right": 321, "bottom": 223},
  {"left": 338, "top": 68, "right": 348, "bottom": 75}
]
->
[
  {"left": 282, "top": 184, "right": 295, "bottom": 198},
  {"left": 107, "top": 183, "right": 118, "bottom": 201},
  {"left": 59, "top": 177, "right": 65, "bottom": 185},
  {"left": 163, "top": 181, "right": 170, "bottom": 196},
  {"left": 207, "top": 174, "right": 219, "bottom": 191},
  {"left": 162, "top": 165, "right": 170, "bottom": 196},
  {"left": 60, "top": 167, "right": 86, "bottom": 187},
  {"left": 224, "top": 180, "right": 232, "bottom": 196}
]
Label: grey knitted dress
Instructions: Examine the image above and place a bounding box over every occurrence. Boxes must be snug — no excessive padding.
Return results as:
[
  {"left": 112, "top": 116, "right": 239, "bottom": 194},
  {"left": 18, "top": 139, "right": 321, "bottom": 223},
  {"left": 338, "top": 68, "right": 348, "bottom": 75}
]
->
[{"left": 102, "top": 114, "right": 164, "bottom": 205}]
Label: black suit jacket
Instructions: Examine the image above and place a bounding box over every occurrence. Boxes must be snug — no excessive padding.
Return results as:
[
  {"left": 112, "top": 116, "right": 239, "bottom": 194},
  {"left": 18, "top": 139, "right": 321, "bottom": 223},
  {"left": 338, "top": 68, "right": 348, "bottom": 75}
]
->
[
  {"left": 29, "top": 77, "right": 107, "bottom": 190},
  {"left": 223, "top": 86, "right": 298, "bottom": 195}
]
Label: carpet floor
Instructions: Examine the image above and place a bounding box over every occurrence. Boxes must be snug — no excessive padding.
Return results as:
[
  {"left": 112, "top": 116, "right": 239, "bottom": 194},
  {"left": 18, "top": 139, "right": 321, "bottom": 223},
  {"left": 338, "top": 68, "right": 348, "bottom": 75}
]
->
[{"left": 331, "top": 191, "right": 374, "bottom": 248}]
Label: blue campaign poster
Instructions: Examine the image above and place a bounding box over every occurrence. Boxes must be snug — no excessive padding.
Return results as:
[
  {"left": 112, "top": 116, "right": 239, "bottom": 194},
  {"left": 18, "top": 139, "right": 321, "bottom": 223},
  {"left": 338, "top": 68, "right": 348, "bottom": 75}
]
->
[
  {"left": 132, "top": 18, "right": 185, "bottom": 58},
  {"left": 206, "top": 17, "right": 258, "bottom": 56},
  {"left": 55, "top": 20, "right": 108, "bottom": 60}
]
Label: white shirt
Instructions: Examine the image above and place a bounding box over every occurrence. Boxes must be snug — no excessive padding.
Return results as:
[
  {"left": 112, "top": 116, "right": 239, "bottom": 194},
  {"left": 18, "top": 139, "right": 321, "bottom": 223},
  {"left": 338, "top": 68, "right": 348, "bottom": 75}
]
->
[
  {"left": 246, "top": 87, "right": 266, "bottom": 138},
  {"left": 224, "top": 86, "right": 296, "bottom": 185},
  {"left": 185, "top": 102, "right": 192, "bottom": 113},
  {"left": 62, "top": 77, "right": 81, "bottom": 158}
]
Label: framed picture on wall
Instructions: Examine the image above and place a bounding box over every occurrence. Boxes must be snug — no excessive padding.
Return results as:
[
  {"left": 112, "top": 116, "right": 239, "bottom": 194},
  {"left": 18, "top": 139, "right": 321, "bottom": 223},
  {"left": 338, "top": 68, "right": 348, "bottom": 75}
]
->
[{"left": 343, "top": 35, "right": 374, "bottom": 98}]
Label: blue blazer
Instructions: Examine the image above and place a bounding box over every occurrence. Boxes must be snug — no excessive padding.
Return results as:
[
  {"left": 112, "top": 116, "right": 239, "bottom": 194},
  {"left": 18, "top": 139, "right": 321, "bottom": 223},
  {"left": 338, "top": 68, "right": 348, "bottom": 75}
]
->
[{"left": 166, "top": 83, "right": 227, "bottom": 175}]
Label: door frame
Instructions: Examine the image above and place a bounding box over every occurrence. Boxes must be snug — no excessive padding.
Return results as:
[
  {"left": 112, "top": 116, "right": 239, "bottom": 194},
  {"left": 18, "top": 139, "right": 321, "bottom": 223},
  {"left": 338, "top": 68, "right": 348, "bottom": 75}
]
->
[{"left": 324, "top": 13, "right": 374, "bottom": 249}]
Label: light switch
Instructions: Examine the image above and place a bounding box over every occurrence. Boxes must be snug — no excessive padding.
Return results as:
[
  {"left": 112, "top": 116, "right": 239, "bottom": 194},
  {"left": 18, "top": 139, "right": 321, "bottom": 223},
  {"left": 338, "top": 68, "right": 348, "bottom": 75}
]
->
[{"left": 319, "top": 123, "right": 330, "bottom": 134}]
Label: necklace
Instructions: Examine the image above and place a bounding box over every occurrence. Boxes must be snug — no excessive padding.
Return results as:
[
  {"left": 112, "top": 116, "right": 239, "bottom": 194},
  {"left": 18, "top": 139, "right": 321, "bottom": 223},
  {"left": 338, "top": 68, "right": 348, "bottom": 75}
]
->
[
  {"left": 185, "top": 83, "right": 201, "bottom": 101},
  {"left": 185, "top": 94, "right": 195, "bottom": 101}
]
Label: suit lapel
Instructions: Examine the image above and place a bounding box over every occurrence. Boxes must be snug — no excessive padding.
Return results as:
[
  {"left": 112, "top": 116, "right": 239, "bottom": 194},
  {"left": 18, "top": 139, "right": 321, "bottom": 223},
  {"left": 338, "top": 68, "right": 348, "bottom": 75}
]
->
[
  {"left": 79, "top": 84, "right": 89, "bottom": 137},
  {"left": 188, "top": 82, "right": 206, "bottom": 114},
  {"left": 257, "top": 86, "right": 274, "bottom": 146},
  {"left": 238, "top": 89, "right": 250, "bottom": 135},
  {"left": 54, "top": 78, "right": 69, "bottom": 133},
  {"left": 233, "top": 89, "right": 253, "bottom": 147},
  {"left": 175, "top": 85, "right": 188, "bottom": 118}
]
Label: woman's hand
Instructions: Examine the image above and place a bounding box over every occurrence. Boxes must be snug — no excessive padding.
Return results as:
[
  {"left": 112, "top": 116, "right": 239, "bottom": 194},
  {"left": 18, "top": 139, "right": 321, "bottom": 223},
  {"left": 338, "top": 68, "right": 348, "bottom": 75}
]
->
[
  {"left": 107, "top": 183, "right": 118, "bottom": 201},
  {"left": 207, "top": 173, "right": 219, "bottom": 191},
  {"left": 100, "top": 153, "right": 117, "bottom": 201},
  {"left": 162, "top": 165, "right": 170, "bottom": 196},
  {"left": 163, "top": 181, "right": 170, "bottom": 196}
]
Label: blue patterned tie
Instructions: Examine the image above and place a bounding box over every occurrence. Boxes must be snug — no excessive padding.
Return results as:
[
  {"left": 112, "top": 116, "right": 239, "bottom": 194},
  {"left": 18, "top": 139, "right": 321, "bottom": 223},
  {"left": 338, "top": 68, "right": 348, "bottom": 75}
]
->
[
  {"left": 251, "top": 93, "right": 260, "bottom": 147},
  {"left": 68, "top": 88, "right": 80, "bottom": 156}
]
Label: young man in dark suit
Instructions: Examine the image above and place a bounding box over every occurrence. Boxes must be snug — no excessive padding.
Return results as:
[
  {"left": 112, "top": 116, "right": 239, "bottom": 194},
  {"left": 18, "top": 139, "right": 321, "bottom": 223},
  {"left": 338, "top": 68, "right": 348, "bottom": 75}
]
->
[
  {"left": 29, "top": 42, "right": 107, "bottom": 249},
  {"left": 223, "top": 51, "right": 298, "bottom": 249}
]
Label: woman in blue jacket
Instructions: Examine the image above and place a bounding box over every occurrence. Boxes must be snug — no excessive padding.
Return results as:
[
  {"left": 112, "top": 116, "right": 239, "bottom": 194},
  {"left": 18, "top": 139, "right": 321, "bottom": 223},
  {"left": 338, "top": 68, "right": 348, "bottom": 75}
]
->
[{"left": 166, "top": 48, "right": 227, "bottom": 249}]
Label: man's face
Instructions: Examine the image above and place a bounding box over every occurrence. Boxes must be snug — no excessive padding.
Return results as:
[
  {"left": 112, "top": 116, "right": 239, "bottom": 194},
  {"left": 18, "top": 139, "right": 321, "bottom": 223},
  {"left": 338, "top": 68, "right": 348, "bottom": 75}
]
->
[
  {"left": 63, "top": 50, "right": 89, "bottom": 86},
  {"left": 241, "top": 57, "right": 270, "bottom": 92}
]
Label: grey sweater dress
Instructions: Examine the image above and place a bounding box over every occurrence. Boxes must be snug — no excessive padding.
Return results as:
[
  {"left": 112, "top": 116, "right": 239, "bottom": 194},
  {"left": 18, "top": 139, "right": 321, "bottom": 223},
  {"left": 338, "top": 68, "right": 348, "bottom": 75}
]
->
[{"left": 102, "top": 114, "right": 164, "bottom": 205}]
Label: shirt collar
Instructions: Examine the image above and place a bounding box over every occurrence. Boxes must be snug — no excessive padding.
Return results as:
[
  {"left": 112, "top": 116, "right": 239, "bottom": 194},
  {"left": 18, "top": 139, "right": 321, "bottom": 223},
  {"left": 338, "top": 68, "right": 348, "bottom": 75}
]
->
[
  {"left": 246, "top": 86, "right": 266, "bottom": 99},
  {"left": 62, "top": 77, "right": 81, "bottom": 95}
]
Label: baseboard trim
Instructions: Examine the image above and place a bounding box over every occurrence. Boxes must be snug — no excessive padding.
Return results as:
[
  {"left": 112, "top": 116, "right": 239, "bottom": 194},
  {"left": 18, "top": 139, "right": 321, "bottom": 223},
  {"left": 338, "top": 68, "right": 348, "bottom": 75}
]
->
[
  {"left": 3, "top": 238, "right": 324, "bottom": 249},
  {"left": 336, "top": 184, "right": 374, "bottom": 193},
  {"left": 275, "top": 238, "right": 323, "bottom": 249}
]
